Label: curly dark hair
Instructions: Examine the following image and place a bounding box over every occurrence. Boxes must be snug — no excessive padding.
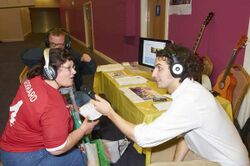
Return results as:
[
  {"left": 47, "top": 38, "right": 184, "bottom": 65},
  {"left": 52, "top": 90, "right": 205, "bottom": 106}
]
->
[
  {"left": 26, "top": 48, "right": 73, "bottom": 79},
  {"left": 156, "top": 44, "right": 203, "bottom": 82}
]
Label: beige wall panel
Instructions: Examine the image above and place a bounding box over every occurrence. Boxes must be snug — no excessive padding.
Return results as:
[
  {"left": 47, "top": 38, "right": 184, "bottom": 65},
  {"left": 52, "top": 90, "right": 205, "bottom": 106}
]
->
[
  {"left": 0, "top": 0, "right": 34, "bottom": 8},
  {"left": 34, "top": 0, "right": 59, "bottom": 8},
  {"left": 0, "top": 0, "right": 8, "bottom": 8},
  {"left": 0, "top": 8, "right": 24, "bottom": 41},
  {"left": 20, "top": 7, "right": 32, "bottom": 37}
]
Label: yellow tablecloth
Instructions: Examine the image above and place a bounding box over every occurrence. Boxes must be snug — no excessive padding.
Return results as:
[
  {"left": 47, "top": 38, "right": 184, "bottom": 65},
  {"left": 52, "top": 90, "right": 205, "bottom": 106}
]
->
[{"left": 93, "top": 68, "right": 233, "bottom": 165}]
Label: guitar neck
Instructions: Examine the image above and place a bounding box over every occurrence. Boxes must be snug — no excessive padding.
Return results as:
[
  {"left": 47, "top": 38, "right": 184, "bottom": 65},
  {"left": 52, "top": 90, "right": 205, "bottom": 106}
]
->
[
  {"left": 221, "top": 50, "right": 237, "bottom": 83},
  {"left": 193, "top": 25, "right": 206, "bottom": 54}
]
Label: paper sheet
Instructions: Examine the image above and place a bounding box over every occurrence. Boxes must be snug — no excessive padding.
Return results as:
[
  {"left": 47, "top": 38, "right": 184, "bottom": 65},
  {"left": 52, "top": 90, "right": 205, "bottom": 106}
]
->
[
  {"left": 153, "top": 101, "right": 172, "bottom": 111},
  {"left": 79, "top": 102, "right": 102, "bottom": 120}
]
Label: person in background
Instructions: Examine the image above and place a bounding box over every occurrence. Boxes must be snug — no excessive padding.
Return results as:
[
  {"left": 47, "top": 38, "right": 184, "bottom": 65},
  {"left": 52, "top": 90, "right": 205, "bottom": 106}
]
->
[
  {"left": 21, "top": 27, "right": 97, "bottom": 91},
  {"left": 93, "top": 44, "right": 249, "bottom": 166},
  {"left": 0, "top": 48, "right": 98, "bottom": 166}
]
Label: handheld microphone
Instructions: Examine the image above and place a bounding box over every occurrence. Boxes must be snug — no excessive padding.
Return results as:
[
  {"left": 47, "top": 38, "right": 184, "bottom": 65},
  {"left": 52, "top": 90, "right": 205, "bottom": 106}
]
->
[{"left": 82, "top": 86, "right": 96, "bottom": 100}]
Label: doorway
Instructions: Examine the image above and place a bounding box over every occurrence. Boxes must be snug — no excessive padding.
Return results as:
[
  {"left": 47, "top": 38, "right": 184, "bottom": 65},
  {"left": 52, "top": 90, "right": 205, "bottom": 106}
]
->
[
  {"left": 83, "top": 1, "right": 94, "bottom": 50},
  {"left": 141, "top": 0, "right": 169, "bottom": 39}
]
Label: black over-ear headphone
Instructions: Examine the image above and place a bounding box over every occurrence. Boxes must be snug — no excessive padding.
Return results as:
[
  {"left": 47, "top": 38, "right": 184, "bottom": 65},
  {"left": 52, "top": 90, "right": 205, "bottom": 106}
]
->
[
  {"left": 169, "top": 50, "right": 185, "bottom": 78},
  {"left": 43, "top": 48, "right": 57, "bottom": 80},
  {"left": 45, "top": 28, "right": 71, "bottom": 49}
]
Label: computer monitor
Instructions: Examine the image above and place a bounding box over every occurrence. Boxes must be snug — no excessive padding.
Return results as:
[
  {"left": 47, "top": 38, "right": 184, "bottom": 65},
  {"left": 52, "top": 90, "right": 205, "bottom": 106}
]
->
[{"left": 138, "top": 37, "right": 173, "bottom": 68}]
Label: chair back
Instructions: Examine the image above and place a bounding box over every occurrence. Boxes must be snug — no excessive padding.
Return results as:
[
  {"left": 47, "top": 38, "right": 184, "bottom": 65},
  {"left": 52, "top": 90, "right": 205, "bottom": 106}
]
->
[
  {"left": 19, "top": 66, "right": 29, "bottom": 83},
  {"left": 231, "top": 65, "right": 250, "bottom": 119}
]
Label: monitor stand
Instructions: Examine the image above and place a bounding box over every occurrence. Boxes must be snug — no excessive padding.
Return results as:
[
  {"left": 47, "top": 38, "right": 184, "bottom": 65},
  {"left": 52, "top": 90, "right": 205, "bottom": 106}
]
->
[
  {"left": 136, "top": 64, "right": 153, "bottom": 73},
  {"left": 122, "top": 61, "right": 153, "bottom": 73}
]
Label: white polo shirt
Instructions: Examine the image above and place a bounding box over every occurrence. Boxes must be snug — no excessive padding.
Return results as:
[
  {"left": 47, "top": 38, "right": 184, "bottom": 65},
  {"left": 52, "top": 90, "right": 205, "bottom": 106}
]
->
[{"left": 134, "top": 78, "right": 249, "bottom": 166}]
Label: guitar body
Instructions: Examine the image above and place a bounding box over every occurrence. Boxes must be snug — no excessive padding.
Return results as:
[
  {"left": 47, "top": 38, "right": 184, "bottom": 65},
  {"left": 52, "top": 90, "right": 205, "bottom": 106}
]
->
[
  {"left": 213, "top": 35, "right": 247, "bottom": 103},
  {"left": 201, "top": 55, "right": 213, "bottom": 77},
  {"left": 213, "top": 72, "right": 237, "bottom": 102}
]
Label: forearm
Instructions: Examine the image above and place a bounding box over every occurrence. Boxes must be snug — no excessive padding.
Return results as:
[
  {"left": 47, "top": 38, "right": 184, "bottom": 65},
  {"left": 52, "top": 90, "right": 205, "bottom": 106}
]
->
[
  {"left": 108, "top": 109, "right": 136, "bottom": 142},
  {"left": 49, "top": 128, "right": 85, "bottom": 155},
  {"left": 173, "top": 138, "right": 189, "bottom": 161},
  {"left": 81, "top": 60, "right": 96, "bottom": 74}
]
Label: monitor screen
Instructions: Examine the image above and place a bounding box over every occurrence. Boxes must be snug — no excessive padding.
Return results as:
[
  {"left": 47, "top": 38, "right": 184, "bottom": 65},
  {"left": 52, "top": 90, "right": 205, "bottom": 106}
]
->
[{"left": 138, "top": 37, "right": 172, "bottom": 68}]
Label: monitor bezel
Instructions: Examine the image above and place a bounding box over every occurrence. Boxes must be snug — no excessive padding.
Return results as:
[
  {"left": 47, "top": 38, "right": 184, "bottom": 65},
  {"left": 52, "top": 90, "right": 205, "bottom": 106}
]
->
[{"left": 138, "top": 37, "right": 172, "bottom": 69}]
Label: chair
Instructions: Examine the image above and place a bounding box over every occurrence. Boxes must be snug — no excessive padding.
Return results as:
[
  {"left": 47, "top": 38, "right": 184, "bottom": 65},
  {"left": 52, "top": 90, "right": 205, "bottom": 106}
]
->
[
  {"left": 19, "top": 66, "right": 29, "bottom": 83},
  {"left": 150, "top": 138, "right": 219, "bottom": 166},
  {"left": 230, "top": 65, "right": 250, "bottom": 120}
]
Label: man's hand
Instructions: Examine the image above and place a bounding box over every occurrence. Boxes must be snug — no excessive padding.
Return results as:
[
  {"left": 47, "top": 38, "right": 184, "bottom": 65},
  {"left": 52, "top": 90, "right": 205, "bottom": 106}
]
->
[
  {"left": 81, "top": 53, "right": 92, "bottom": 62},
  {"left": 92, "top": 95, "right": 113, "bottom": 117}
]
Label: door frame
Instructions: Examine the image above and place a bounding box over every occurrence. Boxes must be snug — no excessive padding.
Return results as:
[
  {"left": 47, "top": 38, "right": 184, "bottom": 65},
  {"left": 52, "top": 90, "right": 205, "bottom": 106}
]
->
[
  {"left": 83, "top": 1, "right": 94, "bottom": 49},
  {"left": 140, "top": 0, "right": 169, "bottom": 39}
]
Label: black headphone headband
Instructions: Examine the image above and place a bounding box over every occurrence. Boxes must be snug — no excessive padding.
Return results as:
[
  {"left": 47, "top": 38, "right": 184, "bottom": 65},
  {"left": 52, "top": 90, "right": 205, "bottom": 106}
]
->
[
  {"left": 163, "top": 48, "right": 185, "bottom": 78},
  {"left": 45, "top": 28, "right": 71, "bottom": 49}
]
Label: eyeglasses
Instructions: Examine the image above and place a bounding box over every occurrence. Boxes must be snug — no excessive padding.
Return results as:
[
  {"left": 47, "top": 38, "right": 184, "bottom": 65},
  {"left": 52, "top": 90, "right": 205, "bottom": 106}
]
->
[
  {"left": 49, "top": 42, "right": 65, "bottom": 48},
  {"left": 60, "top": 65, "right": 75, "bottom": 71}
]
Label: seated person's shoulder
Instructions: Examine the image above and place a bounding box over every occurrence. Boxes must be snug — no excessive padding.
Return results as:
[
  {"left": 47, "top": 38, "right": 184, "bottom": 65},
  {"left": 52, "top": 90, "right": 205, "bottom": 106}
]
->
[{"left": 20, "top": 47, "right": 44, "bottom": 67}]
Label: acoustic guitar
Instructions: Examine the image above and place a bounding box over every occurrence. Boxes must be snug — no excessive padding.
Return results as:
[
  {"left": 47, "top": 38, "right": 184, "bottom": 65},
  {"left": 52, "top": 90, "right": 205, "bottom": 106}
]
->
[
  {"left": 213, "top": 35, "right": 248, "bottom": 102},
  {"left": 193, "top": 12, "right": 214, "bottom": 78}
]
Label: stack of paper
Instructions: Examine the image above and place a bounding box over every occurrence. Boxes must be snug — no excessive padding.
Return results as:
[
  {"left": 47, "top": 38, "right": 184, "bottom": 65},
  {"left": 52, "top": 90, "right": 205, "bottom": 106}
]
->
[
  {"left": 115, "top": 76, "right": 147, "bottom": 86},
  {"left": 97, "top": 64, "right": 124, "bottom": 72}
]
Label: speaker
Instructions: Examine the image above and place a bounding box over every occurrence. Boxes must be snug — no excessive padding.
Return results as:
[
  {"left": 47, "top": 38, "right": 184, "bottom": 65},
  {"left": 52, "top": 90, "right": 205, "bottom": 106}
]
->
[
  {"left": 169, "top": 52, "right": 184, "bottom": 78},
  {"left": 45, "top": 28, "right": 71, "bottom": 49},
  {"left": 43, "top": 48, "right": 57, "bottom": 80}
]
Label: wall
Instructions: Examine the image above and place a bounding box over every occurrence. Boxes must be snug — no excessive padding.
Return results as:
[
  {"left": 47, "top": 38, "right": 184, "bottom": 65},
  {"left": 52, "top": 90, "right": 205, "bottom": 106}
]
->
[
  {"left": 59, "top": 0, "right": 249, "bottom": 84},
  {"left": 59, "top": 0, "right": 140, "bottom": 62},
  {"left": 0, "top": 8, "right": 24, "bottom": 41},
  {"left": 168, "top": 0, "right": 250, "bottom": 84}
]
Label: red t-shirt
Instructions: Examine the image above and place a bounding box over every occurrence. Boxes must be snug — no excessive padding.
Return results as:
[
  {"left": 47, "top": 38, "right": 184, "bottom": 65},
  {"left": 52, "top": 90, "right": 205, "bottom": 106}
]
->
[{"left": 0, "top": 76, "right": 73, "bottom": 152}]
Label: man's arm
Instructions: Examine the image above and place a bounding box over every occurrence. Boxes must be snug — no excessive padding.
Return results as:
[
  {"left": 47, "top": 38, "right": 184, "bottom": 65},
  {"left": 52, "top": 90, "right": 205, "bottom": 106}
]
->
[
  {"left": 173, "top": 138, "right": 189, "bottom": 161},
  {"left": 81, "top": 58, "right": 97, "bottom": 75},
  {"left": 69, "top": 49, "right": 97, "bottom": 74},
  {"left": 93, "top": 95, "right": 137, "bottom": 142}
]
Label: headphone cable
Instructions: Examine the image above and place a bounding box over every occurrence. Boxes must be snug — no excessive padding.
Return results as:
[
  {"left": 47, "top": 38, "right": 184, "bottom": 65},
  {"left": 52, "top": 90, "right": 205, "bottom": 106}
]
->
[{"left": 54, "top": 79, "right": 60, "bottom": 89}]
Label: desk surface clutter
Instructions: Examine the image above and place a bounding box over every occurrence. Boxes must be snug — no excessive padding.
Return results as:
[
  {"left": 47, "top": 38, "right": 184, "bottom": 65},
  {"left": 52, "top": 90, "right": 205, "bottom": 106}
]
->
[
  {"left": 93, "top": 63, "right": 233, "bottom": 166},
  {"left": 94, "top": 63, "right": 232, "bottom": 122}
]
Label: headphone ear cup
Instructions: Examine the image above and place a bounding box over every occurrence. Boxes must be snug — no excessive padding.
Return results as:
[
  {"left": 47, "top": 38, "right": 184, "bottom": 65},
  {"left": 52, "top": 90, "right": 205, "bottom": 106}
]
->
[
  {"left": 43, "top": 66, "right": 57, "bottom": 80},
  {"left": 43, "top": 48, "right": 57, "bottom": 80},
  {"left": 64, "top": 34, "right": 71, "bottom": 49},
  {"left": 171, "top": 63, "right": 184, "bottom": 78}
]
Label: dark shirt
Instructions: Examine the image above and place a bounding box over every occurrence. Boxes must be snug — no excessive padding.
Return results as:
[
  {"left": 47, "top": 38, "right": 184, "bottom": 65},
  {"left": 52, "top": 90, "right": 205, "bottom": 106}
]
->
[{"left": 20, "top": 47, "right": 97, "bottom": 90}]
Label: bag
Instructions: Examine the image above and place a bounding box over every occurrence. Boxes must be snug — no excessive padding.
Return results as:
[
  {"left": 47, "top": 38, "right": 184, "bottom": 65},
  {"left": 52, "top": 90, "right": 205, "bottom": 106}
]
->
[
  {"left": 70, "top": 108, "right": 110, "bottom": 166},
  {"left": 102, "top": 138, "right": 130, "bottom": 164}
]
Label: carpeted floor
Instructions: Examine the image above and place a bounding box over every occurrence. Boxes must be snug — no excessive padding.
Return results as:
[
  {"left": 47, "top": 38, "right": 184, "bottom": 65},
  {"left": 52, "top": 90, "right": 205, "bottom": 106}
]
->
[{"left": 0, "top": 33, "right": 145, "bottom": 166}]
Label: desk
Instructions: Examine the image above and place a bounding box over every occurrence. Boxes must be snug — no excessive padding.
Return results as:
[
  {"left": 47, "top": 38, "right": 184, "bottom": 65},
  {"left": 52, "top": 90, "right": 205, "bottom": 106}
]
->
[{"left": 93, "top": 67, "right": 233, "bottom": 165}]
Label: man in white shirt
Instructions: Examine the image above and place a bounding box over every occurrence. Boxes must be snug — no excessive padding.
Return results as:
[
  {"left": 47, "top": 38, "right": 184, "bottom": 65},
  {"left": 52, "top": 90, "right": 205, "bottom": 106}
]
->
[{"left": 93, "top": 44, "right": 249, "bottom": 166}]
